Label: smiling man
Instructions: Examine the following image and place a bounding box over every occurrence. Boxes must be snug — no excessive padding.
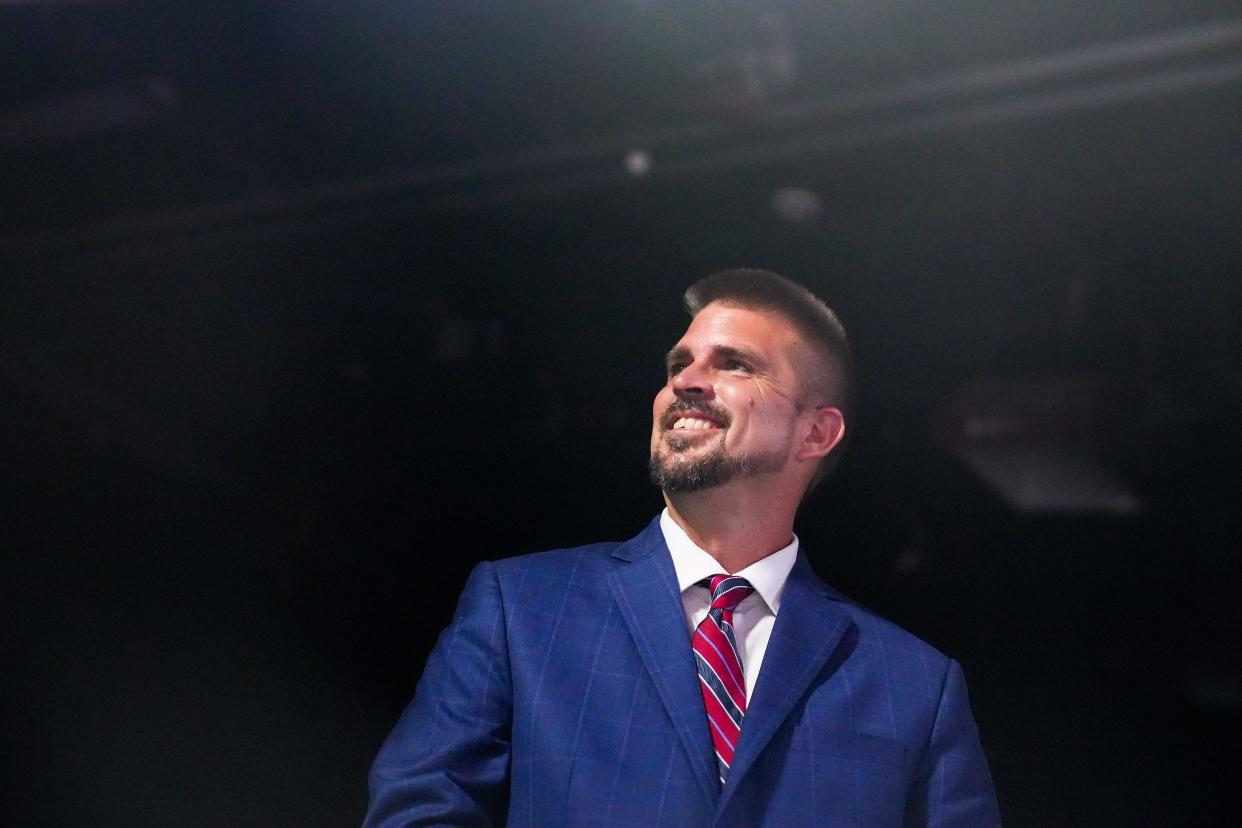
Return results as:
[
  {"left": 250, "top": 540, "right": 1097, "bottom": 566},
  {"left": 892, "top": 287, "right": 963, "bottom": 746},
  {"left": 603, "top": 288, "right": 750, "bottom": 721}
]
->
[{"left": 364, "top": 269, "right": 1001, "bottom": 827}]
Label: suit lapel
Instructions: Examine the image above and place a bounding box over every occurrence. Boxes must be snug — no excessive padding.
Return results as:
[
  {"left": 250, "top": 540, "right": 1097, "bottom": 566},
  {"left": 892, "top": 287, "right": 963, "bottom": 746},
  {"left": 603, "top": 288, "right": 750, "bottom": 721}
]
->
[
  {"left": 717, "top": 552, "right": 854, "bottom": 817},
  {"left": 609, "top": 519, "right": 720, "bottom": 810}
]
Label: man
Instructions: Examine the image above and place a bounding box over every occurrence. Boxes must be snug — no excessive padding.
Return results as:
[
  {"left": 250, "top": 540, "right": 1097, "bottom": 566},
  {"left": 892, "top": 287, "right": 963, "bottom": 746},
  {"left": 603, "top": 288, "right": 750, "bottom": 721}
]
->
[{"left": 364, "top": 269, "right": 1001, "bottom": 827}]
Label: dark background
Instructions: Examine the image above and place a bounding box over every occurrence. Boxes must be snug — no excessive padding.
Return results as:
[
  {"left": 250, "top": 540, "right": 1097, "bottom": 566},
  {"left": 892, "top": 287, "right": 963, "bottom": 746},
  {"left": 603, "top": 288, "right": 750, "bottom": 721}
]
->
[{"left": 4, "top": 2, "right": 1241, "bottom": 825}]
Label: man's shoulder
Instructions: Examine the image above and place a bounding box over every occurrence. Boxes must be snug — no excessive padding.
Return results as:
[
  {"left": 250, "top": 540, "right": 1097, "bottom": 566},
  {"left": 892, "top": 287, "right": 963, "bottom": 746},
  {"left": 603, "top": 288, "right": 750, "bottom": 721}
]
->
[
  {"left": 490, "top": 538, "right": 626, "bottom": 574},
  {"left": 484, "top": 517, "right": 664, "bottom": 579},
  {"left": 800, "top": 566, "right": 955, "bottom": 670},
  {"left": 847, "top": 597, "right": 950, "bottom": 663},
  {"left": 467, "top": 537, "right": 641, "bottom": 610}
]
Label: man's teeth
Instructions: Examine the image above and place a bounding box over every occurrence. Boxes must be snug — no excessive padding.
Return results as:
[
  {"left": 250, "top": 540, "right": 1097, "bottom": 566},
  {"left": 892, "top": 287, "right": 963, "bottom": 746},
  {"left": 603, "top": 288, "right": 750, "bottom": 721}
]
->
[{"left": 672, "top": 417, "right": 717, "bottom": 430}]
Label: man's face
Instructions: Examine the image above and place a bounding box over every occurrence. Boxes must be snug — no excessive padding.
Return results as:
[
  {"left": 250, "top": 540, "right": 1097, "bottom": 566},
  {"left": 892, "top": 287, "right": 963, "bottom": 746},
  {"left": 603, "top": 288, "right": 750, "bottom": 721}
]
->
[{"left": 649, "top": 302, "right": 807, "bottom": 493}]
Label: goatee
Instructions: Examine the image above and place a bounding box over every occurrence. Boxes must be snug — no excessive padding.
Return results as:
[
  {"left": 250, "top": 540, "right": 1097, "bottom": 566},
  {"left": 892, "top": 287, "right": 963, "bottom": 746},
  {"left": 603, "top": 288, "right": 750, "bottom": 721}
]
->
[{"left": 648, "top": 443, "right": 786, "bottom": 493}]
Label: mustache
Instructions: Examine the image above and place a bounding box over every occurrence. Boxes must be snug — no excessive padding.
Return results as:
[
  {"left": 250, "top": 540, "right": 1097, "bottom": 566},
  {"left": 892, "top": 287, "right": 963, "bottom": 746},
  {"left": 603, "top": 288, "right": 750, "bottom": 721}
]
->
[{"left": 661, "top": 399, "right": 730, "bottom": 428}]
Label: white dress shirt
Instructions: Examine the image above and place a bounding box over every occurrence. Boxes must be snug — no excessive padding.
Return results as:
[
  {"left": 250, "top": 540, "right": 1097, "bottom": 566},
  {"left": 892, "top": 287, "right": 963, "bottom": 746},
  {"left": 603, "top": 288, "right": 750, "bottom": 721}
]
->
[{"left": 659, "top": 508, "right": 799, "bottom": 703}]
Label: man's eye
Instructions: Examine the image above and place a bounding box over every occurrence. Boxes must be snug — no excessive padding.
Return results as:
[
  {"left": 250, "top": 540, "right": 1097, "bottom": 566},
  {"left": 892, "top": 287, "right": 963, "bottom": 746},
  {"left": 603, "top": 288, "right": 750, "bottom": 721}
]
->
[
  {"left": 667, "top": 362, "right": 686, "bottom": 376},
  {"left": 723, "top": 360, "right": 751, "bottom": 372}
]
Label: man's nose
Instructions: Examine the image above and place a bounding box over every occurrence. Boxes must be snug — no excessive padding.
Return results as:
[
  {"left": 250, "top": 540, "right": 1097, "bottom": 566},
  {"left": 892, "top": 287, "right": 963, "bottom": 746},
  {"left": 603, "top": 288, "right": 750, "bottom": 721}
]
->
[{"left": 671, "top": 362, "right": 713, "bottom": 398}]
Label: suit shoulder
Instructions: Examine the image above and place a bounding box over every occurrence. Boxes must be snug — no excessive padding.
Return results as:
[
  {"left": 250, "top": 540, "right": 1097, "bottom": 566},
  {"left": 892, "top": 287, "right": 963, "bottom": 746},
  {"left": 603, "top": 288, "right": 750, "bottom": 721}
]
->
[
  {"left": 826, "top": 589, "right": 954, "bottom": 669},
  {"left": 488, "top": 539, "right": 623, "bottom": 576}
]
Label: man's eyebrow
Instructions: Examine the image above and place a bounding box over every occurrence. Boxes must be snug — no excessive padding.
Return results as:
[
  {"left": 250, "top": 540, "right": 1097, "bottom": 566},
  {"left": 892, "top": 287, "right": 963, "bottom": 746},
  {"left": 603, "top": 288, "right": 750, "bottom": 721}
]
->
[
  {"left": 664, "top": 346, "right": 691, "bottom": 367},
  {"left": 714, "top": 345, "right": 767, "bottom": 367},
  {"left": 664, "top": 344, "right": 768, "bottom": 368}
]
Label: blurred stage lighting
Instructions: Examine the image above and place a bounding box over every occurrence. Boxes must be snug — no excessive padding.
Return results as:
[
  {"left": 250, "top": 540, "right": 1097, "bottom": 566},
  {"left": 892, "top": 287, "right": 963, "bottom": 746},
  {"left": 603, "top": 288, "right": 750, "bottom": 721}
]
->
[{"left": 624, "top": 149, "right": 651, "bottom": 178}]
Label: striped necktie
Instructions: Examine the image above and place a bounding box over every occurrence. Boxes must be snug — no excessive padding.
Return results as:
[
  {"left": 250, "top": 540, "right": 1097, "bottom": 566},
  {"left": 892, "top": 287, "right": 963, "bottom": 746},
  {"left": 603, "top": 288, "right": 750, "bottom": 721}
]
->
[{"left": 692, "top": 574, "right": 754, "bottom": 786}]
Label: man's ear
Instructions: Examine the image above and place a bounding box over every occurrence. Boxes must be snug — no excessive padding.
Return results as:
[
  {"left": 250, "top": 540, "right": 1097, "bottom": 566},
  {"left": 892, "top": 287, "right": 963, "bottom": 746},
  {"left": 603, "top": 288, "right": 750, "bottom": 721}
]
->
[{"left": 796, "top": 406, "right": 846, "bottom": 462}]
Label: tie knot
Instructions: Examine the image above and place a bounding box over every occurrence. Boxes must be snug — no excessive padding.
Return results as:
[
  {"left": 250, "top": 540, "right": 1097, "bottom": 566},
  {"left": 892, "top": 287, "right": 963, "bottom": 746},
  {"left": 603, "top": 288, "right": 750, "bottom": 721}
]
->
[{"left": 705, "top": 574, "right": 753, "bottom": 612}]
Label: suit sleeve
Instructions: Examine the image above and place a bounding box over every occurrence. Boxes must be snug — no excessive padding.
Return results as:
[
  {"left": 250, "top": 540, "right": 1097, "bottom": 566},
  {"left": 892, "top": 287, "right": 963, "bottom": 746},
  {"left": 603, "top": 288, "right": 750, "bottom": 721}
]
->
[
  {"left": 904, "top": 659, "right": 1002, "bottom": 828},
  {"left": 363, "top": 562, "right": 513, "bottom": 828}
]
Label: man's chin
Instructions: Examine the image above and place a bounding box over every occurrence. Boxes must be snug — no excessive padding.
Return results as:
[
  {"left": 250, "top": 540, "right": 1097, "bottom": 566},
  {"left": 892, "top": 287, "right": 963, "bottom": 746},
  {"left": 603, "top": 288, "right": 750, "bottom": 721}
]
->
[
  {"left": 663, "top": 437, "right": 693, "bottom": 453},
  {"left": 648, "top": 450, "right": 733, "bottom": 493},
  {"left": 662, "top": 430, "right": 723, "bottom": 452}
]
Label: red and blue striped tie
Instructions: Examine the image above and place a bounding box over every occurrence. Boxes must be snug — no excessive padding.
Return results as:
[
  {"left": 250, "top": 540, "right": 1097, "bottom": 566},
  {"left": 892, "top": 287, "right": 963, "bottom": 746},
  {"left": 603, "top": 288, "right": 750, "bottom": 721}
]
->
[{"left": 693, "top": 574, "right": 754, "bottom": 786}]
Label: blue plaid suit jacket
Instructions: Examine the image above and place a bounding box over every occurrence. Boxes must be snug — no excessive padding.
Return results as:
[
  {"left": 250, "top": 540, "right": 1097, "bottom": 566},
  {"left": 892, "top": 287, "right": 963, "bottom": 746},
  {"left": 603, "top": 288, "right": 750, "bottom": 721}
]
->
[{"left": 364, "top": 518, "right": 1001, "bottom": 827}]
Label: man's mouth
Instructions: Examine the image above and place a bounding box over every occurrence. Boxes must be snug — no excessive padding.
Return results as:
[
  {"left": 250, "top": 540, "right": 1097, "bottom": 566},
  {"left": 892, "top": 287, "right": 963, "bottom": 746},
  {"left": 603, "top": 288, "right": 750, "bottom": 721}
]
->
[
  {"left": 662, "top": 404, "right": 727, "bottom": 432},
  {"left": 670, "top": 415, "right": 721, "bottom": 431}
]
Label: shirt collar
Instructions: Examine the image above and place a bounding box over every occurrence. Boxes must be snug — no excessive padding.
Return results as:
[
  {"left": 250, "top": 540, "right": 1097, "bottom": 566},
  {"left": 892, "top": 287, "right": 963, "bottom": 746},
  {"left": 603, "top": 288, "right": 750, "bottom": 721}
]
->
[{"left": 659, "top": 508, "right": 799, "bottom": 615}]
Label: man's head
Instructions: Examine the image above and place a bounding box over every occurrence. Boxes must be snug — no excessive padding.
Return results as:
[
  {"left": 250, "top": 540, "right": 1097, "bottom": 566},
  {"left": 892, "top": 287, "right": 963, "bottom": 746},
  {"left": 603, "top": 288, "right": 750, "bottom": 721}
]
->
[{"left": 648, "top": 269, "right": 853, "bottom": 498}]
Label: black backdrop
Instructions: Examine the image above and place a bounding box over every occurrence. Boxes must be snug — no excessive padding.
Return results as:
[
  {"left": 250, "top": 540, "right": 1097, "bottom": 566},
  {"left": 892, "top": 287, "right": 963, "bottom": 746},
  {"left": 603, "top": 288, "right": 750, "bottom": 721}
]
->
[{"left": 5, "top": 3, "right": 1242, "bottom": 825}]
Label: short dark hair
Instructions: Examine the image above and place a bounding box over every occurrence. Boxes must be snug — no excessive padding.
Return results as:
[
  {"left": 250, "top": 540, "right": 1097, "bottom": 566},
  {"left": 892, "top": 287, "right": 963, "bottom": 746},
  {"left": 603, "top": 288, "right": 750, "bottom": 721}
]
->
[{"left": 683, "top": 268, "right": 854, "bottom": 487}]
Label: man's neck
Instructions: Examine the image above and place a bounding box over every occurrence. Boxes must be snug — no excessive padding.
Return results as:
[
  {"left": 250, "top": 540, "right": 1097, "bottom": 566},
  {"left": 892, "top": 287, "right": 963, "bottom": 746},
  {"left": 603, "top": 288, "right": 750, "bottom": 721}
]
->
[{"left": 664, "top": 486, "right": 798, "bottom": 573}]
